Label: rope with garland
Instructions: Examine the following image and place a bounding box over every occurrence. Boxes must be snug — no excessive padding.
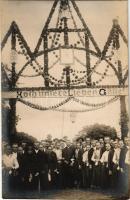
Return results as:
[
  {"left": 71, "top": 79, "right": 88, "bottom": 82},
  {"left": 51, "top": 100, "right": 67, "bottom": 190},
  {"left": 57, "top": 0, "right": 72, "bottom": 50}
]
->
[
  {"left": 74, "top": 56, "right": 114, "bottom": 78},
  {"left": 9, "top": 33, "right": 62, "bottom": 78},
  {"left": 18, "top": 94, "right": 119, "bottom": 112},
  {"left": 73, "top": 96, "right": 118, "bottom": 107},
  {"left": 93, "top": 65, "right": 128, "bottom": 76},
  {"left": 17, "top": 14, "right": 62, "bottom": 78},
  {"left": 68, "top": 58, "right": 105, "bottom": 86},
  {"left": 7, "top": 43, "right": 128, "bottom": 86},
  {"left": 16, "top": 33, "right": 61, "bottom": 77},
  {"left": 74, "top": 54, "right": 128, "bottom": 79},
  {"left": 15, "top": 35, "right": 42, "bottom": 75},
  {"left": 6, "top": 10, "right": 99, "bottom": 85},
  {"left": 2, "top": 12, "right": 128, "bottom": 87},
  {"left": 64, "top": 58, "right": 102, "bottom": 86},
  {"left": 54, "top": 96, "right": 119, "bottom": 112},
  {"left": 101, "top": 22, "right": 128, "bottom": 59},
  {"left": 18, "top": 96, "right": 73, "bottom": 111},
  {"left": 4, "top": 56, "right": 60, "bottom": 78},
  {"left": 44, "top": 57, "right": 103, "bottom": 86},
  {"left": 23, "top": 49, "right": 127, "bottom": 83}
]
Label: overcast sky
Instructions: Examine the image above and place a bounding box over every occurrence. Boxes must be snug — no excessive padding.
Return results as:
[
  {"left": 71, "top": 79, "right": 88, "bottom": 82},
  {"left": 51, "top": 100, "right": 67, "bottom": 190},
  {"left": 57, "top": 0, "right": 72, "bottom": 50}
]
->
[{"left": 1, "top": 0, "right": 128, "bottom": 140}]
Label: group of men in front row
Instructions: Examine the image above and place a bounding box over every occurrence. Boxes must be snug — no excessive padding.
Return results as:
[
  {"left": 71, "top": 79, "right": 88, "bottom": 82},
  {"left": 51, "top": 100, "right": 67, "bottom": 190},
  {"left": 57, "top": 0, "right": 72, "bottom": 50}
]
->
[{"left": 2, "top": 136, "right": 130, "bottom": 193}]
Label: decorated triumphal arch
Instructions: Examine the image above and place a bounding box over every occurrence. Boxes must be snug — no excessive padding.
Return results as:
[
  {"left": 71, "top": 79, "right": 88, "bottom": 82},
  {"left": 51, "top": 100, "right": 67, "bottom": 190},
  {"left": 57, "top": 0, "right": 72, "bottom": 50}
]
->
[{"left": 1, "top": 0, "right": 128, "bottom": 140}]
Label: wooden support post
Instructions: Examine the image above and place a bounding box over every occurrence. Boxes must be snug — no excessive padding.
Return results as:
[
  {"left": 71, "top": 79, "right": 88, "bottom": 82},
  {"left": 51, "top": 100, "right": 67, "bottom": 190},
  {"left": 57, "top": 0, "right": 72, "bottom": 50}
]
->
[
  {"left": 85, "top": 33, "right": 91, "bottom": 87},
  {"left": 64, "top": 17, "right": 69, "bottom": 46},
  {"left": 118, "top": 60, "right": 128, "bottom": 139},
  {"left": 120, "top": 96, "right": 128, "bottom": 139},
  {"left": 63, "top": 17, "right": 71, "bottom": 88},
  {"left": 43, "top": 32, "right": 49, "bottom": 87},
  {"left": 9, "top": 29, "right": 17, "bottom": 138},
  {"left": 65, "top": 67, "right": 70, "bottom": 88}
]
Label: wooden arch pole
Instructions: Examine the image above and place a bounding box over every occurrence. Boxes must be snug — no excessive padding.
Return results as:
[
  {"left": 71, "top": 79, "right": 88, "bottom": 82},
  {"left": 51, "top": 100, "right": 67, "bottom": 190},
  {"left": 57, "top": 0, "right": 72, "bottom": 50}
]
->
[
  {"left": 118, "top": 62, "right": 129, "bottom": 139},
  {"left": 9, "top": 26, "right": 17, "bottom": 139}
]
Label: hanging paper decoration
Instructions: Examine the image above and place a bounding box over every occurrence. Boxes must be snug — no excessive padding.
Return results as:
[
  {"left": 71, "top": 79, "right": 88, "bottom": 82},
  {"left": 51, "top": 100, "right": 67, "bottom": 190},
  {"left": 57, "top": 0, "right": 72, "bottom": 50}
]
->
[
  {"left": 60, "top": 48, "right": 74, "bottom": 65},
  {"left": 70, "top": 112, "right": 77, "bottom": 123}
]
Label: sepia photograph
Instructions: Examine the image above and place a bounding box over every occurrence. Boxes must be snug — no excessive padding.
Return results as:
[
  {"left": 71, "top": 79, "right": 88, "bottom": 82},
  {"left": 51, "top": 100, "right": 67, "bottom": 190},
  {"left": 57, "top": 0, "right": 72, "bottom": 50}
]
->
[{"left": 1, "top": 0, "right": 129, "bottom": 199}]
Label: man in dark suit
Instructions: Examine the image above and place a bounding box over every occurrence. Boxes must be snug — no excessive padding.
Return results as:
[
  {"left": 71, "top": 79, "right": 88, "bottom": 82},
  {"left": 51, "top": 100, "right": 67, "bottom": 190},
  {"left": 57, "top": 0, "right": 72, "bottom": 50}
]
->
[
  {"left": 38, "top": 144, "right": 49, "bottom": 191},
  {"left": 73, "top": 143, "right": 82, "bottom": 188},
  {"left": 119, "top": 137, "right": 129, "bottom": 170},
  {"left": 119, "top": 137, "right": 130, "bottom": 194},
  {"left": 17, "top": 146, "right": 26, "bottom": 191},
  {"left": 12, "top": 143, "right": 18, "bottom": 158},
  {"left": 100, "top": 143, "right": 112, "bottom": 188},
  {"left": 62, "top": 141, "right": 75, "bottom": 188},
  {"left": 99, "top": 138, "right": 105, "bottom": 153},
  {"left": 53, "top": 142, "right": 63, "bottom": 189},
  {"left": 33, "top": 142, "right": 41, "bottom": 190},
  {"left": 21, "top": 141, "right": 27, "bottom": 153},
  {"left": 111, "top": 140, "right": 121, "bottom": 189},
  {"left": 89, "top": 139, "right": 97, "bottom": 187},
  {"left": 23, "top": 146, "right": 38, "bottom": 191},
  {"left": 47, "top": 146, "right": 57, "bottom": 189}
]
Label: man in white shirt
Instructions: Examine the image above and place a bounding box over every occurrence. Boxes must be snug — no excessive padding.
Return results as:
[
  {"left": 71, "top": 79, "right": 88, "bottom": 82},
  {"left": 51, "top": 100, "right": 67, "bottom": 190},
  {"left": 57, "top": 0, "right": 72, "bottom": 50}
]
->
[
  {"left": 101, "top": 143, "right": 111, "bottom": 164},
  {"left": 3, "top": 145, "right": 19, "bottom": 171},
  {"left": 82, "top": 145, "right": 90, "bottom": 164},
  {"left": 91, "top": 142, "right": 102, "bottom": 188},
  {"left": 82, "top": 141, "right": 87, "bottom": 152},
  {"left": 112, "top": 146, "right": 121, "bottom": 166},
  {"left": 2, "top": 145, "right": 19, "bottom": 191},
  {"left": 53, "top": 142, "right": 63, "bottom": 189},
  {"left": 54, "top": 143, "right": 62, "bottom": 161}
]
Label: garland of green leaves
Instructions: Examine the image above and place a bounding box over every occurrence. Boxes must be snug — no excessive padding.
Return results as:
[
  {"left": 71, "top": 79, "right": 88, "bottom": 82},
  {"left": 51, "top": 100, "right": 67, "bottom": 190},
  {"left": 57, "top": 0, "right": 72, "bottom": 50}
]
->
[
  {"left": 18, "top": 96, "right": 73, "bottom": 111},
  {"left": 55, "top": 96, "right": 119, "bottom": 112},
  {"left": 73, "top": 96, "right": 118, "bottom": 107},
  {"left": 18, "top": 95, "right": 119, "bottom": 112}
]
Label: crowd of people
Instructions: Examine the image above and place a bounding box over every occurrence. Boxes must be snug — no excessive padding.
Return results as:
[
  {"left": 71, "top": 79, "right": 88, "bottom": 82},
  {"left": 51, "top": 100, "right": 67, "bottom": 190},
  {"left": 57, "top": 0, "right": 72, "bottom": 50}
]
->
[{"left": 2, "top": 136, "right": 130, "bottom": 193}]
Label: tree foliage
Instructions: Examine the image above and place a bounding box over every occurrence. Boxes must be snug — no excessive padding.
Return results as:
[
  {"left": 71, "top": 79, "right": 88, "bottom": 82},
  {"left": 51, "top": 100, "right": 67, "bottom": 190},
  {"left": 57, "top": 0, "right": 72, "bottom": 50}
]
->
[
  {"left": 12, "top": 132, "right": 38, "bottom": 145},
  {"left": 78, "top": 123, "right": 117, "bottom": 140}
]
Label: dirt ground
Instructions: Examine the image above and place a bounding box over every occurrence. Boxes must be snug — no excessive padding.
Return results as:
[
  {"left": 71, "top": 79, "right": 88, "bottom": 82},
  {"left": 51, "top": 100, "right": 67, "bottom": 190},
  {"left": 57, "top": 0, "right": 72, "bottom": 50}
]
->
[{"left": 3, "top": 189, "right": 129, "bottom": 199}]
